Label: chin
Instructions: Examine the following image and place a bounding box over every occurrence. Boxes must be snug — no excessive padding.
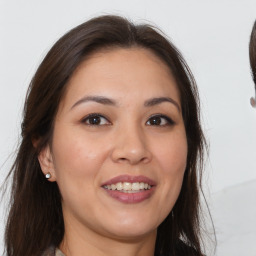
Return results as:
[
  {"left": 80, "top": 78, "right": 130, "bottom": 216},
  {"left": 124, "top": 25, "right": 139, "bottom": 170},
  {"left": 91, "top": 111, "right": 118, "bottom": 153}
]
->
[
  {"left": 109, "top": 227, "right": 157, "bottom": 241},
  {"left": 103, "top": 217, "right": 158, "bottom": 239}
]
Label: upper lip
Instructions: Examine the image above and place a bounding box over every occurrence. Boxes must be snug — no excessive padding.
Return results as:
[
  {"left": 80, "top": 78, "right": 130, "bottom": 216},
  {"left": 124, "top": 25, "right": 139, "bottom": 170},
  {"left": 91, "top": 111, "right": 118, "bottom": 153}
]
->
[{"left": 101, "top": 175, "right": 156, "bottom": 186}]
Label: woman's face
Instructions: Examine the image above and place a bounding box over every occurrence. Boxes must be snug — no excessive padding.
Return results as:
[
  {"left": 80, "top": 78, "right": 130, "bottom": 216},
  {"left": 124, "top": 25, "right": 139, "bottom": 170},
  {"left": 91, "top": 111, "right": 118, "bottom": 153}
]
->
[{"left": 40, "top": 47, "right": 187, "bottom": 240}]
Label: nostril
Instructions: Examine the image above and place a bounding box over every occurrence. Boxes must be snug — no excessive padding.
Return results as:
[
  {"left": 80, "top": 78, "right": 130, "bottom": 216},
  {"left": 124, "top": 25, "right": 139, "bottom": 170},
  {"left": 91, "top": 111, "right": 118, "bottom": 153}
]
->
[{"left": 111, "top": 140, "right": 152, "bottom": 165}]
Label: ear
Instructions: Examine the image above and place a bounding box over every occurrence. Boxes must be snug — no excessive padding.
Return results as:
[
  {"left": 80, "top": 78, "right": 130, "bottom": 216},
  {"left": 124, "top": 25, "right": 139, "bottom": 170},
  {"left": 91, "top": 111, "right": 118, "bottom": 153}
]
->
[{"left": 38, "top": 145, "right": 56, "bottom": 182}]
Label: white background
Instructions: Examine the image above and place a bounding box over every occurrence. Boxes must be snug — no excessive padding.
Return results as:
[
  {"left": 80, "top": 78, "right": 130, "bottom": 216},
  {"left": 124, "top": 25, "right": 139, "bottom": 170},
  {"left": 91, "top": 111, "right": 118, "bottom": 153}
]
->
[{"left": 0, "top": 0, "right": 256, "bottom": 255}]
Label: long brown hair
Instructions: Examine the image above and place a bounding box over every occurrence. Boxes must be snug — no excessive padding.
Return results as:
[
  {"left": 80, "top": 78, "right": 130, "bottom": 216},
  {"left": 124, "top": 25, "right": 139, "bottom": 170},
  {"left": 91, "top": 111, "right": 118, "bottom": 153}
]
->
[{"left": 4, "top": 15, "right": 208, "bottom": 256}]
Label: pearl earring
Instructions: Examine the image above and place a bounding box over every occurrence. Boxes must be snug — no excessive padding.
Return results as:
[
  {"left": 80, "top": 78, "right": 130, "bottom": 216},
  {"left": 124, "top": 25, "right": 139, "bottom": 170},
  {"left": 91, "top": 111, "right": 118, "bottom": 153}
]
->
[{"left": 45, "top": 173, "right": 51, "bottom": 179}]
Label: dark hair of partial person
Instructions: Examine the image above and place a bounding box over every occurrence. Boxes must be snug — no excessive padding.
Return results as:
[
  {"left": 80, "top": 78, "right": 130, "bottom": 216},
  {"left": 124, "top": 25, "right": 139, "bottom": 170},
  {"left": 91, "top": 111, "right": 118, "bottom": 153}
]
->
[
  {"left": 4, "top": 15, "right": 212, "bottom": 256},
  {"left": 249, "top": 20, "right": 256, "bottom": 88}
]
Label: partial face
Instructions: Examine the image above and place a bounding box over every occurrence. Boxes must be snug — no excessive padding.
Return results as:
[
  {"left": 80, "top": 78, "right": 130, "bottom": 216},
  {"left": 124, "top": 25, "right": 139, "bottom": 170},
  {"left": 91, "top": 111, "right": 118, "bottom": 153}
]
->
[{"left": 40, "top": 48, "right": 187, "bottom": 240}]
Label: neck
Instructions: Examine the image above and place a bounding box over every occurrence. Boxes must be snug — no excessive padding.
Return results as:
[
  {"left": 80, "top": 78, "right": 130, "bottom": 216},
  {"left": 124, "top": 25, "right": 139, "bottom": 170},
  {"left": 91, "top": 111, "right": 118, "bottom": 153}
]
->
[{"left": 59, "top": 217, "right": 156, "bottom": 256}]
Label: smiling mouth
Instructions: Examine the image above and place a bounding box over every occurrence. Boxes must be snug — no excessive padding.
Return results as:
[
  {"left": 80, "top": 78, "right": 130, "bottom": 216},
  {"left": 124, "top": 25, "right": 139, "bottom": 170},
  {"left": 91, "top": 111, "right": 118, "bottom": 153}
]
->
[
  {"left": 101, "top": 175, "right": 156, "bottom": 203},
  {"left": 103, "top": 182, "right": 152, "bottom": 193}
]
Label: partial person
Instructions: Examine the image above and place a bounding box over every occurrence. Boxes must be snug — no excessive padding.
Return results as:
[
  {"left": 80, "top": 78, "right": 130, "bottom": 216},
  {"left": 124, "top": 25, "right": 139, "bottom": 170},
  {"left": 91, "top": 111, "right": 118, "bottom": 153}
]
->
[
  {"left": 4, "top": 15, "right": 210, "bottom": 256},
  {"left": 250, "top": 20, "right": 256, "bottom": 107}
]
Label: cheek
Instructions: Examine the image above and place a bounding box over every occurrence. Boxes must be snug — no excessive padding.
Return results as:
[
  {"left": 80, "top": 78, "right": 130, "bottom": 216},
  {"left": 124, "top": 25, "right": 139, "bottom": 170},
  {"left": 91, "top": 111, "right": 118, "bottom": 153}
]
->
[
  {"left": 153, "top": 129, "right": 187, "bottom": 212},
  {"left": 155, "top": 130, "right": 187, "bottom": 176},
  {"left": 51, "top": 126, "right": 109, "bottom": 191}
]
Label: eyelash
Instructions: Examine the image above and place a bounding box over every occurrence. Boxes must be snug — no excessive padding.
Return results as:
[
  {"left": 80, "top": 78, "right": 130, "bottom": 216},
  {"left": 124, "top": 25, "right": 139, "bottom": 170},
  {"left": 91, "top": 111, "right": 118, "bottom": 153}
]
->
[
  {"left": 146, "top": 114, "right": 175, "bottom": 126},
  {"left": 81, "top": 113, "right": 175, "bottom": 126},
  {"left": 81, "top": 113, "right": 111, "bottom": 126}
]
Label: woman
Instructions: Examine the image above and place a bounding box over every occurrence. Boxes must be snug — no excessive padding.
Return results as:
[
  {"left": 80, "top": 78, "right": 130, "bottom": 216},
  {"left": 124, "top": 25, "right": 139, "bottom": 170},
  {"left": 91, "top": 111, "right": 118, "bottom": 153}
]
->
[
  {"left": 250, "top": 20, "right": 256, "bottom": 107},
  {"left": 4, "top": 15, "right": 207, "bottom": 256}
]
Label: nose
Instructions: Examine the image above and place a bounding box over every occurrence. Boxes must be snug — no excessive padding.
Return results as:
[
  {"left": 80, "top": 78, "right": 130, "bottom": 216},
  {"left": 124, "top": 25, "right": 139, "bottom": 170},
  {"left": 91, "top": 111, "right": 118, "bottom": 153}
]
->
[{"left": 110, "top": 125, "right": 152, "bottom": 165}]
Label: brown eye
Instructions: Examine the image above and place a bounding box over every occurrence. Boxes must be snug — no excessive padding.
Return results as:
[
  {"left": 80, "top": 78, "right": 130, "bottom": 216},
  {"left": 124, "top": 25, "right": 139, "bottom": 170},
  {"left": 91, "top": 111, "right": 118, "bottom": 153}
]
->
[
  {"left": 148, "top": 116, "right": 162, "bottom": 125},
  {"left": 146, "top": 115, "right": 174, "bottom": 126},
  {"left": 82, "top": 114, "right": 110, "bottom": 126}
]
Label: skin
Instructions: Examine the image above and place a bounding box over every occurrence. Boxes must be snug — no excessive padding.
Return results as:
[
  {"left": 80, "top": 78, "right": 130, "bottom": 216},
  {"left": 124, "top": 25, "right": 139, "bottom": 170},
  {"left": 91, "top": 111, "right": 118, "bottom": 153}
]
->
[{"left": 39, "top": 47, "right": 188, "bottom": 256}]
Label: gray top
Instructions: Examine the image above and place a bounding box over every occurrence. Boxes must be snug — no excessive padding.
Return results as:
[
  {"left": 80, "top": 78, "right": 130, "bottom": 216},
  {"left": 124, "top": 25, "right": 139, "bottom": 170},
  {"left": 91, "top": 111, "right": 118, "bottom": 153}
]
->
[
  {"left": 42, "top": 247, "right": 65, "bottom": 256},
  {"left": 55, "top": 248, "right": 65, "bottom": 256}
]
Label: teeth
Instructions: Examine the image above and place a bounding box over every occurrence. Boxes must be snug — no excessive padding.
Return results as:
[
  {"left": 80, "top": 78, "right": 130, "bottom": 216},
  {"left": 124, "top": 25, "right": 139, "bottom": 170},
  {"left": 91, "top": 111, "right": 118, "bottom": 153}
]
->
[
  {"left": 123, "top": 182, "right": 131, "bottom": 190},
  {"left": 116, "top": 182, "right": 122, "bottom": 191},
  {"left": 103, "top": 182, "right": 152, "bottom": 191},
  {"left": 132, "top": 182, "right": 140, "bottom": 190},
  {"left": 111, "top": 184, "right": 116, "bottom": 190},
  {"left": 139, "top": 182, "right": 145, "bottom": 190}
]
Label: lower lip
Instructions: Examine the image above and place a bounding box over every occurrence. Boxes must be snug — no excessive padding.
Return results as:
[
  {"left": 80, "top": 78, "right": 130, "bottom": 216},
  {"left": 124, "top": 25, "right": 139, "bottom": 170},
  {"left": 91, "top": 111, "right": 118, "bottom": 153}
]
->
[{"left": 103, "top": 187, "right": 155, "bottom": 203}]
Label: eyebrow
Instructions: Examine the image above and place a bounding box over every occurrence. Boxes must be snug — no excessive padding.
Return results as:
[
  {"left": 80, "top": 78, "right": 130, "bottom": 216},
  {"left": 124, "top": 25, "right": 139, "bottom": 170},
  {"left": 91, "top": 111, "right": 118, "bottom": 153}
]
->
[
  {"left": 71, "top": 96, "right": 117, "bottom": 109},
  {"left": 71, "top": 95, "right": 180, "bottom": 112},
  {"left": 144, "top": 97, "right": 180, "bottom": 112}
]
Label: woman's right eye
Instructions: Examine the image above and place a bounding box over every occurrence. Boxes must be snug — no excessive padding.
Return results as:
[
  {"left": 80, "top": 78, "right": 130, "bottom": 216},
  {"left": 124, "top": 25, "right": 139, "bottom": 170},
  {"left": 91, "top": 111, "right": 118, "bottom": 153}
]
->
[{"left": 81, "top": 114, "right": 110, "bottom": 126}]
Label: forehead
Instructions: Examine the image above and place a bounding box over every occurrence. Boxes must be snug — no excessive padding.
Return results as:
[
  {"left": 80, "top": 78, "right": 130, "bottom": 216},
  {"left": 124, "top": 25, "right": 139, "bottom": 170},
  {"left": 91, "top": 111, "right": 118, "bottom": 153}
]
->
[{"left": 61, "top": 47, "right": 180, "bottom": 108}]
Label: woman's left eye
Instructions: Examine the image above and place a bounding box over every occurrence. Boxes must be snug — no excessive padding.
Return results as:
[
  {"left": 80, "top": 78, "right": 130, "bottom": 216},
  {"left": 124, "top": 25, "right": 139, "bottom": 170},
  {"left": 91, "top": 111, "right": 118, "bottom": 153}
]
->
[
  {"left": 81, "top": 114, "right": 110, "bottom": 126},
  {"left": 146, "top": 115, "right": 175, "bottom": 126}
]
